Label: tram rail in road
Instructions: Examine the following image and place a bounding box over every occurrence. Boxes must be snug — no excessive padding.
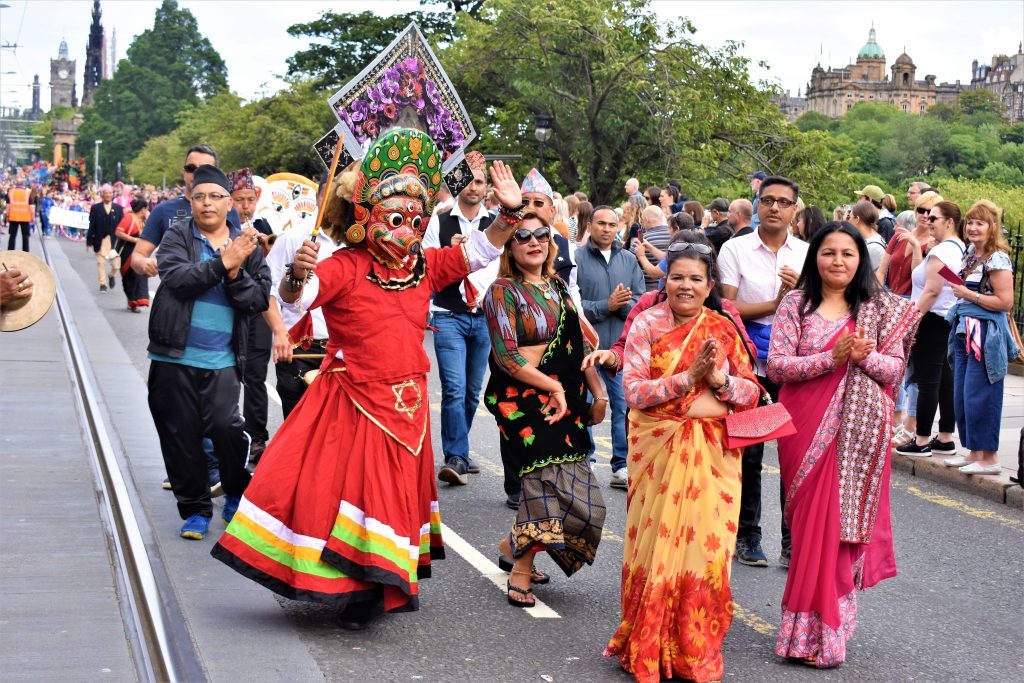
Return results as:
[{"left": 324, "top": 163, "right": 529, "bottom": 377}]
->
[{"left": 41, "top": 239, "right": 205, "bottom": 683}]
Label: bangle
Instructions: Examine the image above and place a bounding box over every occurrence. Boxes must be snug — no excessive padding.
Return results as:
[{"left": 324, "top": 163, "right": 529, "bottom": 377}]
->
[
  {"left": 594, "top": 396, "right": 608, "bottom": 402},
  {"left": 499, "top": 201, "right": 527, "bottom": 225},
  {"left": 284, "top": 262, "right": 311, "bottom": 292},
  {"left": 550, "top": 389, "right": 565, "bottom": 396},
  {"left": 713, "top": 375, "right": 731, "bottom": 393},
  {"left": 975, "top": 292, "right": 981, "bottom": 304}
]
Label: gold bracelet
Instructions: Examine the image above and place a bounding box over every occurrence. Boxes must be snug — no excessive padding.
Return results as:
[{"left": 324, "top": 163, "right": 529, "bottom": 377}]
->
[
  {"left": 550, "top": 389, "right": 565, "bottom": 395},
  {"left": 594, "top": 396, "right": 608, "bottom": 401}
]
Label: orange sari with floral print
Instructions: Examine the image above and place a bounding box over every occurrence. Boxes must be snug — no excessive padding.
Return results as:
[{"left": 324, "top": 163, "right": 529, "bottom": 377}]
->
[{"left": 605, "top": 306, "right": 758, "bottom": 683}]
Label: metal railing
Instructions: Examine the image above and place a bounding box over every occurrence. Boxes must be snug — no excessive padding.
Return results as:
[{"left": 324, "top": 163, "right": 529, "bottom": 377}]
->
[{"left": 1009, "top": 220, "right": 1023, "bottom": 334}]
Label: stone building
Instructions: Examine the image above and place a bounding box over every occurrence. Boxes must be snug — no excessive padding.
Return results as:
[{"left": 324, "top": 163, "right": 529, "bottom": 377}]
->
[
  {"left": 49, "top": 38, "right": 77, "bottom": 110},
  {"left": 970, "top": 44, "right": 1024, "bottom": 123},
  {"left": 804, "top": 27, "right": 962, "bottom": 118}
]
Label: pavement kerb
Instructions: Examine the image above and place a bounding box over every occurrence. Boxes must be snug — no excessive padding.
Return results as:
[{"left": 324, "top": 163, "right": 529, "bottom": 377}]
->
[{"left": 892, "top": 451, "right": 1023, "bottom": 510}]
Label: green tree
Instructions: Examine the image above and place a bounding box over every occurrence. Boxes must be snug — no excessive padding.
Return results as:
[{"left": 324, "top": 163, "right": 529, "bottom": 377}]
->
[
  {"left": 286, "top": 10, "right": 456, "bottom": 90},
  {"left": 794, "top": 111, "right": 832, "bottom": 132},
  {"left": 955, "top": 89, "right": 1005, "bottom": 125},
  {"left": 444, "top": 0, "right": 852, "bottom": 203},
  {"left": 77, "top": 0, "right": 227, "bottom": 173}
]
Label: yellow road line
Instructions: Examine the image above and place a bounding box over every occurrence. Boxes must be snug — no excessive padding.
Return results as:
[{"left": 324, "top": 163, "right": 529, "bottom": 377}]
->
[
  {"left": 733, "top": 603, "right": 777, "bottom": 636},
  {"left": 763, "top": 461, "right": 1022, "bottom": 532}
]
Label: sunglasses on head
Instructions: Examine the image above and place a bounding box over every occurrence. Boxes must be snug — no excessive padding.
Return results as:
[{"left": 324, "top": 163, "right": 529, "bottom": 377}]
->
[
  {"left": 183, "top": 163, "right": 199, "bottom": 173},
  {"left": 666, "top": 242, "right": 713, "bottom": 255},
  {"left": 512, "top": 226, "right": 551, "bottom": 244}
]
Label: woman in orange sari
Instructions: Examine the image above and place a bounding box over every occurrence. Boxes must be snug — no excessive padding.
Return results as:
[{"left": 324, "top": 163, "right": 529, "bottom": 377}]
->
[{"left": 604, "top": 243, "right": 759, "bottom": 682}]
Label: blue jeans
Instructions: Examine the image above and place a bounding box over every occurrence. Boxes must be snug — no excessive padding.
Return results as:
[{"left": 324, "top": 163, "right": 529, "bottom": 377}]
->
[
  {"left": 895, "top": 373, "right": 918, "bottom": 416},
  {"left": 596, "top": 365, "right": 628, "bottom": 472},
  {"left": 432, "top": 311, "right": 491, "bottom": 463},
  {"left": 953, "top": 333, "right": 1003, "bottom": 451}
]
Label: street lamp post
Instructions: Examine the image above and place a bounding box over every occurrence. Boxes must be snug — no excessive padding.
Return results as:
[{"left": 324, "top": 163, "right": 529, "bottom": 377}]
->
[
  {"left": 94, "top": 139, "right": 102, "bottom": 185},
  {"left": 533, "top": 112, "right": 553, "bottom": 176}
]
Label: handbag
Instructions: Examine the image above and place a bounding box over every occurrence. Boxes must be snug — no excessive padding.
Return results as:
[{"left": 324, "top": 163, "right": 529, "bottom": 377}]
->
[{"left": 724, "top": 390, "right": 796, "bottom": 449}]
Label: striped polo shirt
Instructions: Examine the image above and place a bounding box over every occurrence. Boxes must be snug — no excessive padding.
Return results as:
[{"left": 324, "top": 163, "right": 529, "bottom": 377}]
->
[{"left": 149, "top": 224, "right": 237, "bottom": 370}]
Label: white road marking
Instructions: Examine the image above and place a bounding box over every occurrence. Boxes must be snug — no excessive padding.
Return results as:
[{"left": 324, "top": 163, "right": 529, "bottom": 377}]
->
[
  {"left": 265, "top": 381, "right": 282, "bottom": 406},
  {"left": 439, "top": 523, "right": 561, "bottom": 619}
]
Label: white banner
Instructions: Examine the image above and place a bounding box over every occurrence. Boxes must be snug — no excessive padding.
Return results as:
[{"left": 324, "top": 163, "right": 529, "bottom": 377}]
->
[{"left": 47, "top": 206, "right": 91, "bottom": 230}]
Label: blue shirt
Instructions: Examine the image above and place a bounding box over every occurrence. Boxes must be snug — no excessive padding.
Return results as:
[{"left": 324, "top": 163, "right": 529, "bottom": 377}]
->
[
  {"left": 148, "top": 224, "right": 237, "bottom": 369},
  {"left": 141, "top": 196, "right": 240, "bottom": 246}
]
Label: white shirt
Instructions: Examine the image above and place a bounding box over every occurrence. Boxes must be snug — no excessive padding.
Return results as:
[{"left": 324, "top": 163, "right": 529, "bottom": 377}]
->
[
  {"left": 717, "top": 228, "right": 810, "bottom": 326},
  {"left": 266, "top": 228, "right": 342, "bottom": 342},
  {"left": 283, "top": 229, "right": 503, "bottom": 359},
  {"left": 423, "top": 201, "right": 494, "bottom": 312},
  {"left": 911, "top": 238, "right": 964, "bottom": 318}
]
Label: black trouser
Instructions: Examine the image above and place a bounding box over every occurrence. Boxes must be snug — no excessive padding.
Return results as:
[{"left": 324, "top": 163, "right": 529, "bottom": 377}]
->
[
  {"left": 148, "top": 361, "right": 252, "bottom": 519},
  {"left": 242, "top": 315, "right": 273, "bottom": 443},
  {"left": 7, "top": 221, "right": 29, "bottom": 251},
  {"left": 737, "top": 374, "right": 790, "bottom": 552},
  {"left": 912, "top": 312, "right": 955, "bottom": 437},
  {"left": 274, "top": 340, "right": 326, "bottom": 419}
]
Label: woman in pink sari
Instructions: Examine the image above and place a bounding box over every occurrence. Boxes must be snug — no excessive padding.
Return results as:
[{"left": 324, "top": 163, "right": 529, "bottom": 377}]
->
[{"left": 768, "top": 221, "right": 920, "bottom": 668}]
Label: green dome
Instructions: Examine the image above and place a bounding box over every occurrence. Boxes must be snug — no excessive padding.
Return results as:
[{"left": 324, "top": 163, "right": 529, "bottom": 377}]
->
[{"left": 858, "top": 27, "right": 885, "bottom": 59}]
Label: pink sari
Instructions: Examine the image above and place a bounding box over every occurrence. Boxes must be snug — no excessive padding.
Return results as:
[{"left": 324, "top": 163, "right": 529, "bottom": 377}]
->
[{"left": 769, "top": 296, "right": 909, "bottom": 668}]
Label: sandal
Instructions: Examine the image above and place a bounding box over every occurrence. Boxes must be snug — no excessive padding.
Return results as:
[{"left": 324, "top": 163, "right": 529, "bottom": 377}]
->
[
  {"left": 506, "top": 569, "right": 534, "bottom": 608},
  {"left": 497, "top": 555, "right": 550, "bottom": 584}
]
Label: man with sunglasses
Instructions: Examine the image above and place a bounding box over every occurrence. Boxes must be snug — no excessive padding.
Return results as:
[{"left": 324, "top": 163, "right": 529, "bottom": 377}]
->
[
  {"left": 131, "top": 145, "right": 240, "bottom": 278},
  {"left": 423, "top": 151, "right": 493, "bottom": 486},
  {"left": 718, "top": 175, "right": 808, "bottom": 568},
  {"left": 576, "top": 205, "right": 645, "bottom": 490}
]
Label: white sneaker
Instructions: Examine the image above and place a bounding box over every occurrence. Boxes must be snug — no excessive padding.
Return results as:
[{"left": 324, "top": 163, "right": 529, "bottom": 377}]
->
[
  {"left": 943, "top": 456, "right": 969, "bottom": 467},
  {"left": 958, "top": 462, "right": 1002, "bottom": 475},
  {"left": 609, "top": 468, "right": 628, "bottom": 489}
]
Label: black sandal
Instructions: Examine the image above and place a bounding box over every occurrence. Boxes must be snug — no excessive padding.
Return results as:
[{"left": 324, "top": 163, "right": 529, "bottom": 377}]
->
[
  {"left": 497, "top": 555, "right": 550, "bottom": 584},
  {"left": 506, "top": 570, "right": 535, "bottom": 608}
]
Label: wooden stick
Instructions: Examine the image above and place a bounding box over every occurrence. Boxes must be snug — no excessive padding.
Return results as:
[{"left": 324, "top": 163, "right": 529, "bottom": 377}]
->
[
  {"left": 290, "top": 353, "right": 326, "bottom": 359},
  {"left": 311, "top": 132, "right": 346, "bottom": 240}
]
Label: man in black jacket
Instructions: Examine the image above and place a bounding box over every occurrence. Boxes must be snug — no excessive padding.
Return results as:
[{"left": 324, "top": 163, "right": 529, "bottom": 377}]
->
[
  {"left": 87, "top": 184, "right": 124, "bottom": 291},
  {"left": 146, "top": 165, "right": 271, "bottom": 541}
]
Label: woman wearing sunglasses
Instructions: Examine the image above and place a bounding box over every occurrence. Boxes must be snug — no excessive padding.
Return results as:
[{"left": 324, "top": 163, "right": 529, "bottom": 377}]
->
[
  {"left": 603, "top": 236, "right": 759, "bottom": 682},
  {"left": 481, "top": 212, "right": 608, "bottom": 609},
  {"left": 897, "top": 200, "right": 965, "bottom": 457}
]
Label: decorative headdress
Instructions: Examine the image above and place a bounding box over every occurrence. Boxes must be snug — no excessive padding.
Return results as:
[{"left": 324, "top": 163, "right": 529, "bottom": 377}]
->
[
  {"left": 226, "top": 167, "right": 255, "bottom": 193},
  {"left": 520, "top": 168, "right": 553, "bottom": 201}
]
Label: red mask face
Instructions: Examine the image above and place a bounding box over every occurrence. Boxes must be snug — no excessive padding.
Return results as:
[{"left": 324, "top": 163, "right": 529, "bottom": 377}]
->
[{"left": 364, "top": 196, "right": 426, "bottom": 267}]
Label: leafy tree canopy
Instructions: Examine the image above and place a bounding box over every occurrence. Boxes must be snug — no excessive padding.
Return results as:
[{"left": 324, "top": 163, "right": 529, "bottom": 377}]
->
[{"left": 77, "top": 0, "right": 228, "bottom": 172}]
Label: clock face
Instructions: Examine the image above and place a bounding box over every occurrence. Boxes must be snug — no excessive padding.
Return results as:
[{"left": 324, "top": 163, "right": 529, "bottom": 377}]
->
[{"left": 58, "top": 69, "right": 68, "bottom": 79}]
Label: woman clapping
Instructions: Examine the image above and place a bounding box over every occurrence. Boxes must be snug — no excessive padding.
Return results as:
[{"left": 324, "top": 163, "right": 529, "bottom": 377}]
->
[
  {"left": 770, "top": 222, "right": 920, "bottom": 668},
  {"left": 603, "top": 241, "right": 759, "bottom": 682}
]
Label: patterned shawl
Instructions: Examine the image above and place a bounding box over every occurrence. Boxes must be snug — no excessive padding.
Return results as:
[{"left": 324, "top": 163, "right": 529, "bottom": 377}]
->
[{"left": 835, "top": 292, "right": 921, "bottom": 543}]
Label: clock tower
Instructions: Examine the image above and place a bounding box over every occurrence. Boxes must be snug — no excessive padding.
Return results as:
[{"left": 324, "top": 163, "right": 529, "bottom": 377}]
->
[{"left": 49, "top": 38, "right": 77, "bottom": 110}]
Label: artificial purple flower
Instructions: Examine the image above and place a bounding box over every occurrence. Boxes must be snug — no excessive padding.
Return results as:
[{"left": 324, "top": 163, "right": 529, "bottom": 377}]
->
[{"left": 402, "top": 57, "right": 420, "bottom": 74}]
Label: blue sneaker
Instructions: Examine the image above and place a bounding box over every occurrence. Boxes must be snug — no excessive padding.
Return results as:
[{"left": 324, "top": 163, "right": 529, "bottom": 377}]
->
[
  {"left": 180, "top": 514, "right": 211, "bottom": 540},
  {"left": 222, "top": 496, "right": 241, "bottom": 524},
  {"left": 736, "top": 536, "right": 768, "bottom": 567}
]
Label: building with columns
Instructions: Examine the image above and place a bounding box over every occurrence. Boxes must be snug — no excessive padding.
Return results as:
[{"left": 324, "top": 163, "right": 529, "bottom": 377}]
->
[{"left": 803, "top": 27, "right": 963, "bottom": 119}]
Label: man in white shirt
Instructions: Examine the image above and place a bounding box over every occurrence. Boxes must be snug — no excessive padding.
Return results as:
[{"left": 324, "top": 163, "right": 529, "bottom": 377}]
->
[
  {"left": 421, "top": 152, "right": 493, "bottom": 486},
  {"left": 263, "top": 210, "right": 343, "bottom": 419},
  {"left": 718, "top": 175, "right": 809, "bottom": 569}
]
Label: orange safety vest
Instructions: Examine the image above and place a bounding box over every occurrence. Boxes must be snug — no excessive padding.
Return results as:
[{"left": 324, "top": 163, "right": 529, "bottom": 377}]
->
[{"left": 7, "top": 187, "right": 32, "bottom": 222}]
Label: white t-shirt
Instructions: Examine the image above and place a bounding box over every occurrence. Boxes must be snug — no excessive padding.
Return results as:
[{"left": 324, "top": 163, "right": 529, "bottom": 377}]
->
[
  {"left": 865, "top": 233, "right": 886, "bottom": 271},
  {"left": 910, "top": 238, "right": 964, "bottom": 317},
  {"left": 600, "top": 248, "right": 612, "bottom": 263}
]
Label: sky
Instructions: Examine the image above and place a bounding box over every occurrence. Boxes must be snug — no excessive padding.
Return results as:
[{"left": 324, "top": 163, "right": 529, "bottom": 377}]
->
[{"left": 0, "top": 0, "right": 1021, "bottom": 113}]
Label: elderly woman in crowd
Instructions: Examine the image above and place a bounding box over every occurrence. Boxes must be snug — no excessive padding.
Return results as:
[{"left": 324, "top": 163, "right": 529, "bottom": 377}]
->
[
  {"left": 603, "top": 239, "right": 759, "bottom": 682},
  {"left": 770, "top": 221, "right": 920, "bottom": 668},
  {"left": 896, "top": 200, "right": 965, "bottom": 457},
  {"left": 114, "top": 197, "right": 151, "bottom": 312},
  {"left": 482, "top": 212, "right": 607, "bottom": 609},
  {"left": 944, "top": 200, "right": 1018, "bottom": 474}
]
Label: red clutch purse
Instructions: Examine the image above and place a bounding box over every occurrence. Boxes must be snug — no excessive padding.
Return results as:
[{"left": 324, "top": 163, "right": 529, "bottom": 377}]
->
[{"left": 723, "top": 393, "right": 796, "bottom": 449}]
